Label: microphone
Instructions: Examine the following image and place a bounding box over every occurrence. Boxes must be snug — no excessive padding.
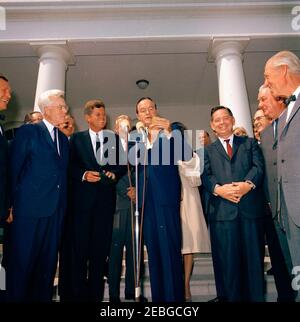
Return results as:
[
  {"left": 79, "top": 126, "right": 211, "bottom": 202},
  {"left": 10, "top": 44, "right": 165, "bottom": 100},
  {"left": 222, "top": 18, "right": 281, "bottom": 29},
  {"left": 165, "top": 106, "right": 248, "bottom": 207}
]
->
[
  {"left": 136, "top": 121, "right": 146, "bottom": 133},
  {"left": 136, "top": 121, "right": 147, "bottom": 143}
]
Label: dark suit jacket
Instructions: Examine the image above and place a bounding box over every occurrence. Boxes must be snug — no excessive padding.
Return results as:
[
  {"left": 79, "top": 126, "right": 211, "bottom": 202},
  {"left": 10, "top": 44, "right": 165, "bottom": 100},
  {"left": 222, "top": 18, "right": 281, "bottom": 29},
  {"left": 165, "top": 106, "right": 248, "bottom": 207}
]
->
[
  {"left": 69, "top": 130, "right": 126, "bottom": 213},
  {"left": 260, "top": 123, "right": 278, "bottom": 217},
  {"left": 202, "top": 135, "right": 265, "bottom": 221},
  {"left": 138, "top": 132, "right": 193, "bottom": 208},
  {"left": 0, "top": 125, "right": 8, "bottom": 223},
  {"left": 10, "top": 122, "right": 69, "bottom": 218}
]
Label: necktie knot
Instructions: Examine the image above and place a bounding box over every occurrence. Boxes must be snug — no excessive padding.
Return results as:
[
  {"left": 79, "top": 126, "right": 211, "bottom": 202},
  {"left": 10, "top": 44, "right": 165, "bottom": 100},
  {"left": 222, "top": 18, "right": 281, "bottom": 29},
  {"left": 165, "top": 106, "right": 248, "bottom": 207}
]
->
[
  {"left": 284, "top": 95, "right": 296, "bottom": 106},
  {"left": 224, "top": 139, "right": 233, "bottom": 159}
]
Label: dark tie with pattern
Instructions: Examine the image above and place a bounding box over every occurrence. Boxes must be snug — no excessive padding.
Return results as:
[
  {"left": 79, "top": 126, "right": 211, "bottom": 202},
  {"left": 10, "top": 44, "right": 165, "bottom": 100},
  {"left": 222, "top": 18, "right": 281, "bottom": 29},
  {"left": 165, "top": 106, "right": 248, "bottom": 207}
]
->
[
  {"left": 96, "top": 133, "right": 101, "bottom": 164},
  {"left": 273, "top": 118, "right": 279, "bottom": 142},
  {"left": 224, "top": 139, "right": 233, "bottom": 159},
  {"left": 53, "top": 127, "right": 59, "bottom": 155}
]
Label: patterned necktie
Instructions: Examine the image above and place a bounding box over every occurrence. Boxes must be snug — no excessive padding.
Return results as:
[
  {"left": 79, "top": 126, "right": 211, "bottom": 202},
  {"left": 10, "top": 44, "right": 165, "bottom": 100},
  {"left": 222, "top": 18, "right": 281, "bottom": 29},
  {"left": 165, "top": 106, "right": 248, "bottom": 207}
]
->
[
  {"left": 273, "top": 118, "right": 279, "bottom": 142},
  {"left": 53, "top": 127, "right": 59, "bottom": 155},
  {"left": 96, "top": 133, "right": 101, "bottom": 164},
  {"left": 224, "top": 139, "right": 233, "bottom": 159}
]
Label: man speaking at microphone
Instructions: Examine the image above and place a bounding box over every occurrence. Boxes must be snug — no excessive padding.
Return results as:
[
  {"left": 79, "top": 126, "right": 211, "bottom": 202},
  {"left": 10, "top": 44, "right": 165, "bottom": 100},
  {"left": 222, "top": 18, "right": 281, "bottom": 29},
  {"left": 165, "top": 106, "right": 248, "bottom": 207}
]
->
[{"left": 135, "top": 97, "right": 190, "bottom": 302}]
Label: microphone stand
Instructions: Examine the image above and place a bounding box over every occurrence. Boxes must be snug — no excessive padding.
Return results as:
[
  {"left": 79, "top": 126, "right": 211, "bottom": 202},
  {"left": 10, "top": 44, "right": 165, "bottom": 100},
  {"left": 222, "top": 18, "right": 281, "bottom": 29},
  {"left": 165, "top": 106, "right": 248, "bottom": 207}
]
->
[{"left": 134, "top": 138, "right": 141, "bottom": 301}]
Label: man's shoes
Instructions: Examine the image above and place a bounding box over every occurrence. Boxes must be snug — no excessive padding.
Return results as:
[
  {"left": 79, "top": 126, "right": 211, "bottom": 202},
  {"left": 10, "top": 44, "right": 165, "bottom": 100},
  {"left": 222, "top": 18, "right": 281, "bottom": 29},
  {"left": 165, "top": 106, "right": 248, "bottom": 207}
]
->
[
  {"left": 125, "top": 294, "right": 148, "bottom": 302},
  {"left": 208, "top": 296, "right": 227, "bottom": 303},
  {"left": 109, "top": 296, "right": 121, "bottom": 303}
]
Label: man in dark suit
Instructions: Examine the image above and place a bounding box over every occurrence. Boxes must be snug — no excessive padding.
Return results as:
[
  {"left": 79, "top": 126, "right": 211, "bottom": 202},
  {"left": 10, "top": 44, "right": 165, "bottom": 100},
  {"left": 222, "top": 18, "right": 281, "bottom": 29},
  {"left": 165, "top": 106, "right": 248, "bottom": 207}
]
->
[
  {"left": 202, "top": 106, "right": 265, "bottom": 302},
  {"left": 5, "top": 89, "right": 69, "bottom": 302},
  {"left": 264, "top": 50, "right": 300, "bottom": 301},
  {"left": 0, "top": 75, "right": 11, "bottom": 225},
  {"left": 63, "top": 99, "right": 125, "bottom": 302},
  {"left": 258, "top": 85, "right": 295, "bottom": 302},
  {"left": 135, "top": 97, "right": 191, "bottom": 302}
]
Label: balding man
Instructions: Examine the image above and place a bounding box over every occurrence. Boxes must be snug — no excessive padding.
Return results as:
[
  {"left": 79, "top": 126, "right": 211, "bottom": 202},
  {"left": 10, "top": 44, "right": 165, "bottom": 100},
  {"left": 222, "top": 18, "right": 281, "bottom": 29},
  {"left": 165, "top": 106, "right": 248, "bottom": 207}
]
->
[
  {"left": 258, "top": 85, "right": 295, "bottom": 302},
  {"left": 264, "top": 51, "right": 300, "bottom": 301}
]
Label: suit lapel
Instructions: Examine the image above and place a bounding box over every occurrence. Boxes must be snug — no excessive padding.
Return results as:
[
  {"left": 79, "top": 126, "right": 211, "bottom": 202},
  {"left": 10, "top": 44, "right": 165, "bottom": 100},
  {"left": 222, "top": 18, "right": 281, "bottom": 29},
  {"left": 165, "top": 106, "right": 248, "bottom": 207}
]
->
[
  {"left": 280, "top": 96, "right": 300, "bottom": 138},
  {"left": 277, "top": 109, "right": 288, "bottom": 140},
  {"left": 214, "top": 138, "right": 230, "bottom": 161},
  {"left": 83, "top": 130, "right": 99, "bottom": 168},
  {"left": 37, "top": 121, "right": 58, "bottom": 154},
  {"left": 231, "top": 135, "right": 242, "bottom": 159}
]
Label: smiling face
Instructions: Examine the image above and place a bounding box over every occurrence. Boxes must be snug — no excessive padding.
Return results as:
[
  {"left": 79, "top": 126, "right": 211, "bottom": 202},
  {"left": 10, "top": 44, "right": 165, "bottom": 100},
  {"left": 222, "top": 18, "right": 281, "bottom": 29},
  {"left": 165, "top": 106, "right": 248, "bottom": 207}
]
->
[
  {"left": 0, "top": 78, "right": 12, "bottom": 111},
  {"left": 264, "top": 59, "right": 288, "bottom": 98},
  {"left": 210, "top": 108, "right": 235, "bottom": 139},
  {"left": 85, "top": 107, "right": 107, "bottom": 132},
  {"left": 258, "top": 87, "right": 285, "bottom": 120}
]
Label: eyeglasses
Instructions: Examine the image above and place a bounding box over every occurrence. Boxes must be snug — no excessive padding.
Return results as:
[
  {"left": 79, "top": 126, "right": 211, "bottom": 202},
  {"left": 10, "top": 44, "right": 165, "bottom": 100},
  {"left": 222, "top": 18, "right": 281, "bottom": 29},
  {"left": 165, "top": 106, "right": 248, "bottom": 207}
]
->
[
  {"left": 253, "top": 116, "right": 266, "bottom": 122},
  {"left": 49, "top": 104, "right": 69, "bottom": 112}
]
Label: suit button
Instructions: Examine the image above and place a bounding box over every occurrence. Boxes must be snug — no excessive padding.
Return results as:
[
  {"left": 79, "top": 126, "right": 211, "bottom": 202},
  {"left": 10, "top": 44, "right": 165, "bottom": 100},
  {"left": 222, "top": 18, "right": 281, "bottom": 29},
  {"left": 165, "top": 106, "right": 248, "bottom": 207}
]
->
[
  {"left": 273, "top": 162, "right": 277, "bottom": 165},
  {"left": 57, "top": 185, "right": 60, "bottom": 189},
  {"left": 281, "top": 160, "right": 285, "bottom": 163}
]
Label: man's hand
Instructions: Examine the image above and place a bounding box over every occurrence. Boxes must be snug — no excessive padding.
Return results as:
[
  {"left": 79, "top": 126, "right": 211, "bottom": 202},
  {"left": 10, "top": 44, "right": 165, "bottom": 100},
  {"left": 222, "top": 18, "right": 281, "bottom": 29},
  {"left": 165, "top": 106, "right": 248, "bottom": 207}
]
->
[
  {"left": 127, "top": 187, "right": 136, "bottom": 203},
  {"left": 149, "top": 116, "right": 171, "bottom": 133},
  {"left": 104, "top": 171, "right": 116, "bottom": 181},
  {"left": 214, "top": 184, "right": 241, "bottom": 203},
  {"left": 84, "top": 171, "right": 101, "bottom": 182},
  {"left": 232, "top": 182, "right": 252, "bottom": 198},
  {"left": 6, "top": 207, "right": 13, "bottom": 224}
]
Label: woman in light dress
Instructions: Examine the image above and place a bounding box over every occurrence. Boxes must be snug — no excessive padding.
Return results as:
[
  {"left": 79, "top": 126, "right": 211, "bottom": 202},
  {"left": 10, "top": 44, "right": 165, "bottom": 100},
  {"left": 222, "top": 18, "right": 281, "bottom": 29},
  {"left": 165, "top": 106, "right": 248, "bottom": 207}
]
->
[{"left": 172, "top": 122, "right": 211, "bottom": 301}]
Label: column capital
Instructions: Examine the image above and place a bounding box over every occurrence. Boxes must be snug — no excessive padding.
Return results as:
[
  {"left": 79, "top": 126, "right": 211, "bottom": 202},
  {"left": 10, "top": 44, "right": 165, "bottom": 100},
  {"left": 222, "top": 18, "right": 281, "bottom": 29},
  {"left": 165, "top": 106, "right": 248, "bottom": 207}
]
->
[
  {"left": 30, "top": 41, "right": 75, "bottom": 66},
  {"left": 208, "top": 37, "right": 250, "bottom": 62}
]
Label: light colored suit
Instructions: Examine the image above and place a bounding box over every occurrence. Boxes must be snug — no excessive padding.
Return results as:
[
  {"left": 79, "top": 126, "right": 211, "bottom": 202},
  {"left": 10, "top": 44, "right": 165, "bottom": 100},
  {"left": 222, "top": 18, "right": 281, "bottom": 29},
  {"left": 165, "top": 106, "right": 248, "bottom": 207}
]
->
[{"left": 277, "top": 94, "right": 300, "bottom": 300}]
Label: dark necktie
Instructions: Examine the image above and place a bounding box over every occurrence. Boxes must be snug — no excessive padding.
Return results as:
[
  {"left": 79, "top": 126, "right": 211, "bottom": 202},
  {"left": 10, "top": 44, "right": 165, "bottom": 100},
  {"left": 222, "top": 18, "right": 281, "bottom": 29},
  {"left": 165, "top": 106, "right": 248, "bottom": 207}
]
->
[
  {"left": 53, "top": 127, "right": 59, "bottom": 155},
  {"left": 284, "top": 94, "right": 296, "bottom": 107},
  {"left": 224, "top": 139, "right": 233, "bottom": 159},
  {"left": 96, "top": 133, "right": 101, "bottom": 164},
  {"left": 0, "top": 114, "right": 5, "bottom": 121},
  {"left": 273, "top": 118, "right": 279, "bottom": 142}
]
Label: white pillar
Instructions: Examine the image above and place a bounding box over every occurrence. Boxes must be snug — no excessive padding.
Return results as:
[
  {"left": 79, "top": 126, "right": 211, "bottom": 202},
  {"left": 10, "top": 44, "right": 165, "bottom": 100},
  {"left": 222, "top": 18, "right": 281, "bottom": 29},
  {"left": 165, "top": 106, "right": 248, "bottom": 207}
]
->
[
  {"left": 31, "top": 42, "right": 74, "bottom": 111},
  {"left": 212, "top": 39, "right": 253, "bottom": 137}
]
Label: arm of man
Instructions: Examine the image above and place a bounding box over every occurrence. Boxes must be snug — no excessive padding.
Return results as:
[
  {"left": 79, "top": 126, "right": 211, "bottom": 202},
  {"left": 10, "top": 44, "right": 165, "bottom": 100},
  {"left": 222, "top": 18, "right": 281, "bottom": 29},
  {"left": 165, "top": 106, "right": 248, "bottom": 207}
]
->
[{"left": 232, "top": 138, "right": 265, "bottom": 198}]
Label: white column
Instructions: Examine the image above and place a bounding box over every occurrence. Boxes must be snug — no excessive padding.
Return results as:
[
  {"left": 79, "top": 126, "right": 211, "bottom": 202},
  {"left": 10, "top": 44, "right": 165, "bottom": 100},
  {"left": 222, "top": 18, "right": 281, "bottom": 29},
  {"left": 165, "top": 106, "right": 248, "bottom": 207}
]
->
[
  {"left": 211, "top": 39, "right": 253, "bottom": 137},
  {"left": 31, "top": 42, "right": 74, "bottom": 111}
]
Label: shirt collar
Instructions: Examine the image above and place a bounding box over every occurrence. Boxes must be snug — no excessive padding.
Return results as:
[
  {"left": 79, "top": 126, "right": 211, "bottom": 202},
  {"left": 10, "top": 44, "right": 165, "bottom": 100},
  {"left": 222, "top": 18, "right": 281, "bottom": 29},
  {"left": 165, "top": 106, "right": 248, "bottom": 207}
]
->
[
  {"left": 218, "top": 133, "right": 234, "bottom": 145},
  {"left": 89, "top": 128, "right": 104, "bottom": 142},
  {"left": 43, "top": 118, "right": 55, "bottom": 134}
]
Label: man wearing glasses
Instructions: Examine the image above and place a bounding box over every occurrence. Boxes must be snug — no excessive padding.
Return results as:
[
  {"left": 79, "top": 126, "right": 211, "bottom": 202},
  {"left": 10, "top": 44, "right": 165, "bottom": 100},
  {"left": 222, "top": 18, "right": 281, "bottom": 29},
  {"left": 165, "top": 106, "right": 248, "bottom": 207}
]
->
[{"left": 5, "top": 89, "right": 69, "bottom": 302}]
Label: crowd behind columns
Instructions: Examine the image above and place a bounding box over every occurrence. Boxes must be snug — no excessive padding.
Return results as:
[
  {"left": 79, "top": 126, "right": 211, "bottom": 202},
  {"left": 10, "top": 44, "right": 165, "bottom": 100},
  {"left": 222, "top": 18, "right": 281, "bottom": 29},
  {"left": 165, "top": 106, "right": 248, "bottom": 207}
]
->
[{"left": 0, "top": 50, "right": 300, "bottom": 302}]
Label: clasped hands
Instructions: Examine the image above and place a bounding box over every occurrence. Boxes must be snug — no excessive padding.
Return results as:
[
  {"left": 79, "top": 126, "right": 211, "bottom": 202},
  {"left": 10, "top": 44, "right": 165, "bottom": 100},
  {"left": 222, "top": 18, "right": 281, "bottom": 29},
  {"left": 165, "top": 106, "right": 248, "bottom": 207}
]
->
[
  {"left": 214, "top": 182, "right": 252, "bottom": 204},
  {"left": 84, "top": 170, "right": 116, "bottom": 183}
]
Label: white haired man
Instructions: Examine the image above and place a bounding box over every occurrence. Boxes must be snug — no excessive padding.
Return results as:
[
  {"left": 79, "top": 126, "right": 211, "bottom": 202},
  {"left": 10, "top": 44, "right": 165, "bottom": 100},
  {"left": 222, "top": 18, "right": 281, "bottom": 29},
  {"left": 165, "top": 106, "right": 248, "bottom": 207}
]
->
[
  {"left": 264, "top": 51, "right": 300, "bottom": 301},
  {"left": 5, "top": 89, "right": 69, "bottom": 302}
]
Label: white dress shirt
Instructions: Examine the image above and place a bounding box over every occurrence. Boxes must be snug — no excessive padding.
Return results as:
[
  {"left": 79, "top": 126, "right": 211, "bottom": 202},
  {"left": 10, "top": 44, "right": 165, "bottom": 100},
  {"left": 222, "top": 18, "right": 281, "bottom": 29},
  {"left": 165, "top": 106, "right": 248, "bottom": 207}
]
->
[
  {"left": 286, "top": 85, "right": 300, "bottom": 122},
  {"left": 218, "top": 133, "right": 234, "bottom": 155},
  {"left": 89, "top": 128, "right": 104, "bottom": 160},
  {"left": 43, "top": 119, "right": 60, "bottom": 155}
]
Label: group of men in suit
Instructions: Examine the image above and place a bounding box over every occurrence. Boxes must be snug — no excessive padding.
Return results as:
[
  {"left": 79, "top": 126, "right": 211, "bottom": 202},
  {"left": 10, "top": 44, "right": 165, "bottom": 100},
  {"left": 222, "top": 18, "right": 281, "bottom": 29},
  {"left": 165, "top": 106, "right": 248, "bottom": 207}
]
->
[
  {"left": 201, "top": 50, "right": 300, "bottom": 302},
  {"left": 1, "top": 49, "right": 300, "bottom": 303}
]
